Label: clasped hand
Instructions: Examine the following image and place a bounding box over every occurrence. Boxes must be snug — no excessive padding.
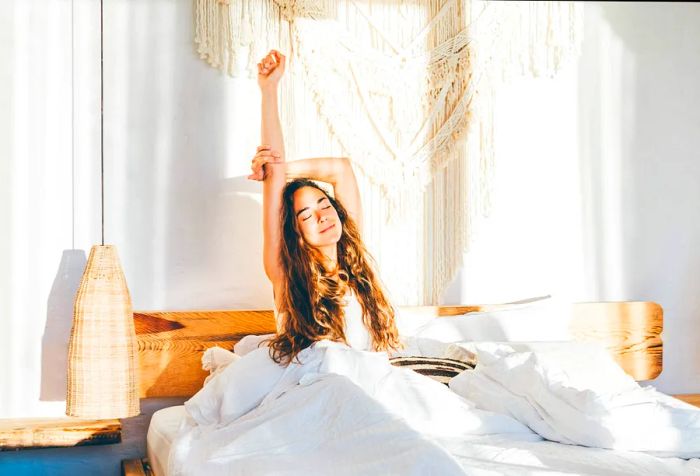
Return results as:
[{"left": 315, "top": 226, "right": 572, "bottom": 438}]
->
[
  {"left": 257, "top": 49, "right": 285, "bottom": 90},
  {"left": 248, "top": 145, "right": 282, "bottom": 181}
]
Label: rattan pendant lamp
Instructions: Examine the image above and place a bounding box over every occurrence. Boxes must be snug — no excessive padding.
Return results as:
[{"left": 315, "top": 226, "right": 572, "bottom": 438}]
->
[{"left": 66, "top": 0, "right": 140, "bottom": 419}]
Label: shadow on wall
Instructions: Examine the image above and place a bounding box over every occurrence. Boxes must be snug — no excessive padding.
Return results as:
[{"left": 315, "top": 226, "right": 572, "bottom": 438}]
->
[
  {"left": 579, "top": 3, "right": 700, "bottom": 301},
  {"left": 578, "top": 3, "right": 700, "bottom": 392},
  {"left": 576, "top": 3, "right": 635, "bottom": 302},
  {"left": 109, "top": 0, "right": 273, "bottom": 312},
  {"left": 40, "top": 249, "right": 87, "bottom": 401},
  {"left": 216, "top": 176, "right": 272, "bottom": 308}
]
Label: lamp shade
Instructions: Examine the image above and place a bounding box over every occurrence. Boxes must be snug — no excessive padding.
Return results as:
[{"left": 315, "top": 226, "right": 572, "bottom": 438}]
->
[{"left": 66, "top": 245, "right": 140, "bottom": 418}]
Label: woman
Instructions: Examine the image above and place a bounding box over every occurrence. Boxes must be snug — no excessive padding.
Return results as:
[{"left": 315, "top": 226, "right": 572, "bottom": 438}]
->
[
  {"left": 248, "top": 49, "right": 401, "bottom": 364},
  {"left": 171, "top": 51, "right": 535, "bottom": 475}
]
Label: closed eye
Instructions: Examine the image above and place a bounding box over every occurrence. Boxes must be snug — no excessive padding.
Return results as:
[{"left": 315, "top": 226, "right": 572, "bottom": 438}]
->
[
  {"left": 302, "top": 205, "right": 329, "bottom": 220},
  {"left": 298, "top": 196, "right": 331, "bottom": 222}
]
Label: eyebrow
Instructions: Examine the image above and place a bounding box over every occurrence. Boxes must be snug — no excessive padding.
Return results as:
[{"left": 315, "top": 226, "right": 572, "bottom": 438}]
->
[{"left": 296, "top": 196, "right": 327, "bottom": 218}]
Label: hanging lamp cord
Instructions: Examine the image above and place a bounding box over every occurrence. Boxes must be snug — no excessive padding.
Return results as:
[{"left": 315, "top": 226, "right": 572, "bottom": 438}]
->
[{"left": 100, "top": 0, "right": 105, "bottom": 246}]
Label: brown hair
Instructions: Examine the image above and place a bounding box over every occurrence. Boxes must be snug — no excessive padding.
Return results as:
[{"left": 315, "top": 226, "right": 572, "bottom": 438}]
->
[{"left": 267, "top": 178, "right": 401, "bottom": 364}]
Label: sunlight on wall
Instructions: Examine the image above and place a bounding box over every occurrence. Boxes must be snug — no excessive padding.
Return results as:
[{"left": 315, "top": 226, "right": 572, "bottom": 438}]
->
[
  {"left": 5, "top": 0, "right": 77, "bottom": 418},
  {"left": 585, "top": 12, "right": 635, "bottom": 299},
  {"left": 446, "top": 6, "right": 639, "bottom": 307},
  {"left": 446, "top": 63, "right": 585, "bottom": 304}
]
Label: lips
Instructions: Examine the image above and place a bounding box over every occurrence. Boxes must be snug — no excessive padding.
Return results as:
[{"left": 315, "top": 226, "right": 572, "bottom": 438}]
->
[{"left": 320, "top": 223, "right": 335, "bottom": 234}]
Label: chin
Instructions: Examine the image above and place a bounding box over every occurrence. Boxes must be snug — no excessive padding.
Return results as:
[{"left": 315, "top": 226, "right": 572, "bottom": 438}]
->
[
  {"left": 316, "top": 235, "right": 341, "bottom": 248},
  {"left": 328, "top": 226, "right": 343, "bottom": 243},
  {"left": 312, "top": 227, "right": 342, "bottom": 247}
]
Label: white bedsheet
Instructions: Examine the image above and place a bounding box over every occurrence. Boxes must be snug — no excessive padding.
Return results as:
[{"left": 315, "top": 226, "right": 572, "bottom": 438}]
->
[
  {"left": 148, "top": 405, "right": 700, "bottom": 476},
  {"left": 445, "top": 435, "right": 700, "bottom": 475},
  {"left": 147, "top": 405, "right": 186, "bottom": 476}
]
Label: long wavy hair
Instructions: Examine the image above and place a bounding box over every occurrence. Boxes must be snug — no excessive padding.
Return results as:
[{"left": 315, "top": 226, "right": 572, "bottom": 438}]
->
[{"left": 267, "top": 178, "right": 401, "bottom": 364}]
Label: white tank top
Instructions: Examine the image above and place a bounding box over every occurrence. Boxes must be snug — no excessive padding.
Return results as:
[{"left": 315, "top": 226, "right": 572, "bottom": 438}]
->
[
  {"left": 343, "top": 291, "right": 372, "bottom": 351},
  {"left": 272, "top": 291, "right": 373, "bottom": 351}
]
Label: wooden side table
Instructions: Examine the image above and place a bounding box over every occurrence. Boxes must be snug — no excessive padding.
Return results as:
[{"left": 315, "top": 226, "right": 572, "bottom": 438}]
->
[
  {"left": 0, "top": 417, "right": 121, "bottom": 450},
  {"left": 122, "top": 457, "right": 153, "bottom": 476}
]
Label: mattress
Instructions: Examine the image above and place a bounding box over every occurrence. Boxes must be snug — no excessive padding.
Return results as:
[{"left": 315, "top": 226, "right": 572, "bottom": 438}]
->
[
  {"left": 147, "top": 405, "right": 187, "bottom": 476},
  {"left": 147, "top": 404, "right": 700, "bottom": 476}
]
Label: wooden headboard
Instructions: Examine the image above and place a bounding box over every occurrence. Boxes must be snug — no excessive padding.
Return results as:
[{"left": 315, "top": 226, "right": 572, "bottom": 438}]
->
[{"left": 133, "top": 301, "right": 663, "bottom": 398}]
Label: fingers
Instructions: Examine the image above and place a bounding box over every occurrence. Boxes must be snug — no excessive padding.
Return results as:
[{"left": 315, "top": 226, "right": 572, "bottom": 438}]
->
[
  {"left": 252, "top": 156, "right": 280, "bottom": 168},
  {"left": 255, "top": 145, "right": 281, "bottom": 156},
  {"left": 257, "top": 50, "right": 285, "bottom": 76},
  {"left": 252, "top": 154, "right": 282, "bottom": 169},
  {"left": 272, "top": 50, "right": 286, "bottom": 68},
  {"left": 248, "top": 147, "right": 281, "bottom": 181},
  {"left": 259, "top": 54, "right": 276, "bottom": 73},
  {"left": 254, "top": 151, "right": 281, "bottom": 160}
]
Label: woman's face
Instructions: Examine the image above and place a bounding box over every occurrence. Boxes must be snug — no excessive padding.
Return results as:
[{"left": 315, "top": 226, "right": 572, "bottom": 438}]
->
[{"left": 292, "top": 186, "right": 343, "bottom": 248}]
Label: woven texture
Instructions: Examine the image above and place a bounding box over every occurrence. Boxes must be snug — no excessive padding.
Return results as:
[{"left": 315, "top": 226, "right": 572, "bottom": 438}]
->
[
  {"left": 66, "top": 245, "right": 139, "bottom": 418},
  {"left": 390, "top": 356, "right": 474, "bottom": 385},
  {"left": 192, "top": 0, "right": 581, "bottom": 304}
]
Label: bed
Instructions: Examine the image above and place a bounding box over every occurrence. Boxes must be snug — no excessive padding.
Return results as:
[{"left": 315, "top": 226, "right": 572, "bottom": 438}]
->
[{"left": 127, "top": 300, "right": 700, "bottom": 475}]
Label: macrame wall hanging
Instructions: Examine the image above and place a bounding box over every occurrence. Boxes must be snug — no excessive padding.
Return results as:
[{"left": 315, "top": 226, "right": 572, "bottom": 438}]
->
[{"left": 194, "top": 0, "right": 582, "bottom": 305}]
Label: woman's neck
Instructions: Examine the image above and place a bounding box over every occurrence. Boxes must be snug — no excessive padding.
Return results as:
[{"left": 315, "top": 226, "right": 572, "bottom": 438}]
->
[{"left": 319, "top": 244, "right": 338, "bottom": 271}]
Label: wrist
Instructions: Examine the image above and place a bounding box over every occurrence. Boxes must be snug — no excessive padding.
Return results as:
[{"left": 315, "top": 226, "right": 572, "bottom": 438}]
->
[
  {"left": 260, "top": 84, "right": 279, "bottom": 96},
  {"left": 264, "top": 161, "right": 286, "bottom": 179}
]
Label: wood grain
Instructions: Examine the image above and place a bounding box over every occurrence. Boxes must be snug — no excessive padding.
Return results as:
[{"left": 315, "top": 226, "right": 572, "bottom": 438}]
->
[
  {"left": 134, "top": 302, "right": 663, "bottom": 398},
  {"left": 0, "top": 418, "right": 121, "bottom": 449},
  {"left": 570, "top": 302, "right": 663, "bottom": 382},
  {"left": 673, "top": 394, "right": 700, "bottom": 408},
  {"left": 135, "top": 310, "right": 275, "bottom": 398}
]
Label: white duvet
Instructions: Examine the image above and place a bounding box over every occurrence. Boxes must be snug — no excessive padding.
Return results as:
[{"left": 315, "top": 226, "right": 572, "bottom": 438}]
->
[
  {"left": 168, "top": 339, "right": 700, "bottom": 475},
  {"left": 168, "top": 341, "right": 538, "bottom": 475},
  {"left": 449, "top": 342, "right": 700, "bottom": 458}
]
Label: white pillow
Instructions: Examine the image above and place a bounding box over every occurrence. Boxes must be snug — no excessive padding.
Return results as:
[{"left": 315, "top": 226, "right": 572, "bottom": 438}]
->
[
  {"left": 411, "top": 298, "right": 573, "bottom": 344},
  {"left": 234, "top": 333, "right": 274, "bottom": 356},
  {"left": 501, "top": 294, "right": 552, "bottom": 306},
  {"left": 394, "top": 307, "right": 440, "bottom": 337},
  {"left": 443, "top": 340, "right": 597, "bottom": 366}
]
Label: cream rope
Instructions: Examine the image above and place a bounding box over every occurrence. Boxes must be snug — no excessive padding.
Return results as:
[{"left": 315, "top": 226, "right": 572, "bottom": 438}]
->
[{"left": 192, "top": 0, "right": 582, "bottom": 304}]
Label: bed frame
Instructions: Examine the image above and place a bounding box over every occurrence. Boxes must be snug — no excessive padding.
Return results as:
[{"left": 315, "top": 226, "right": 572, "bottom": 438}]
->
[{"left": 133, "top": 301, "right": 663, "bottom": 398}]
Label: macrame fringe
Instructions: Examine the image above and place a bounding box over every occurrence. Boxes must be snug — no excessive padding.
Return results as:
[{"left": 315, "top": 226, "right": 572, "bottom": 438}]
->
[{"left": 192, "top": 0, "right": 582, "bottom": 304}]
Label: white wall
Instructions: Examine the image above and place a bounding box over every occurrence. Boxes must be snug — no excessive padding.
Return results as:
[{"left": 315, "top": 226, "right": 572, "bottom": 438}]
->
[
  {"left": 1, "top": 0, "right": 700, "bottom": 429},
  {"left": 442, "top": 2, "right": 700, "bottom": 393}
]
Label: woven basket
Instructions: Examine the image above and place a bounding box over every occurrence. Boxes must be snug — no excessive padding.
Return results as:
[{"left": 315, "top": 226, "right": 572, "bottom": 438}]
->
[{"left": 66, "top": 245, "right": 140, "bottom": 418}]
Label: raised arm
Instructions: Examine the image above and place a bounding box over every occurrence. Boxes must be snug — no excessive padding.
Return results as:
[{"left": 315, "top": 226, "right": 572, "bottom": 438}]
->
[
  {"left": 285, "top": 158, "right": 363, "bottom": 233},
  {"left": 253, "top": 51, "right": 287, "bottom": 287}
]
